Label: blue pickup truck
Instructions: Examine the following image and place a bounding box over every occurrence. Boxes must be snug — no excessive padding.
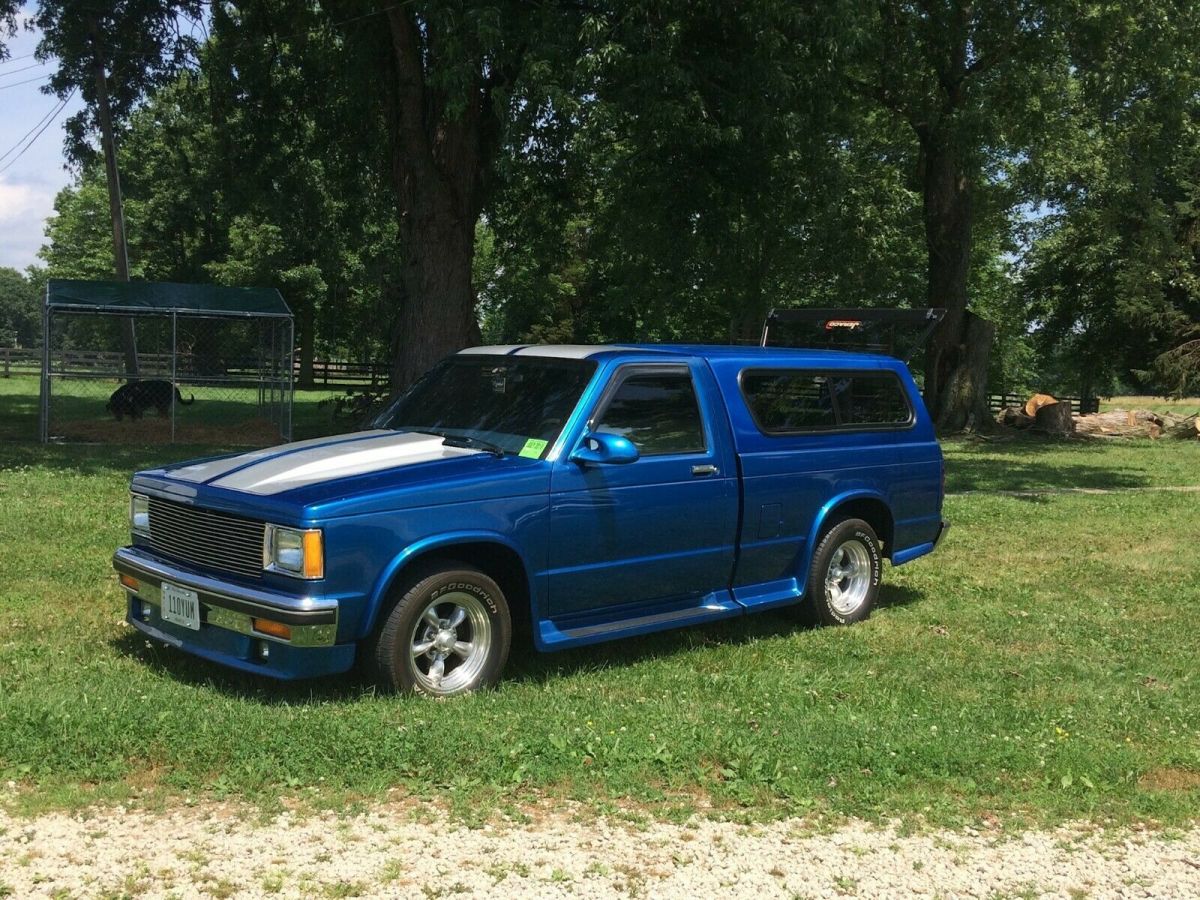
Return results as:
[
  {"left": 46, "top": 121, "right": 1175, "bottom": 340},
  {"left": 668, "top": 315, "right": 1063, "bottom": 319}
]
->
[{"left": 114, "top": 344, "right": 947, "bottom": 696}]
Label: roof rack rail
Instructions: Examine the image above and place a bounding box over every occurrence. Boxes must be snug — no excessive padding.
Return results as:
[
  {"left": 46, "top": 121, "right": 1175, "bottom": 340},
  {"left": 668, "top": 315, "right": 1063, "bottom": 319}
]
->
[{"left": 760, "top": 307, "right": 946, "bottom": 362}]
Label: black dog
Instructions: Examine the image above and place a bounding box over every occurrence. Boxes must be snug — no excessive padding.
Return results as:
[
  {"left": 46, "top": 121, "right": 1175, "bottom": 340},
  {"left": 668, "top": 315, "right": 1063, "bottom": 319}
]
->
[{"left": 106, "top": 380, "right": 195, "bottom": 420}]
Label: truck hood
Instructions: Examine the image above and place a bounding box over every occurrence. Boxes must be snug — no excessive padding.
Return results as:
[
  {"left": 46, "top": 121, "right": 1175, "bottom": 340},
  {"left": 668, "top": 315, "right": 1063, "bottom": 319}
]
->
[
  {"left": 134, "top": 429, "right": 551, "bottom": 522},
  {"left": 162, "top": 429, "right": 482, "bottom": 495}
]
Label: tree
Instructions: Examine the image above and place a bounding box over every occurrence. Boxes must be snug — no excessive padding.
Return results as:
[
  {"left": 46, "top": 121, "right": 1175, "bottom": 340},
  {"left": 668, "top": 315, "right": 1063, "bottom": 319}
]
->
[
  {"left": 841, "top": 1, "right": 1088, "bottom": 429},
  {"left": 39, "top": 25, "right": 400, "bottom": 380},
  {"left": 31, "top": 0, "right": 202, "bottom": 374},
  {"left": 0, "top": 268, "right": 40, "bottom": 348},
  {"left": 317, "top": 1, "right": 584, "bottom": 390},
  {"left": 1020, "top": 2, "right": 1200, "bottom": 397},
  {"left": 481, "top": 2, "right": 931, "bottom": 352},
  {"left": 0, "top": 2, "right": 17, "bottom": 60}
]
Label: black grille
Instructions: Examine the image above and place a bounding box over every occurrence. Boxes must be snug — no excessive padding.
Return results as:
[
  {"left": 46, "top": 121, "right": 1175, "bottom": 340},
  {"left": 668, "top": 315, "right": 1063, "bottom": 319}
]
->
[{"left": 148, "top": 498, "right": 265, "bottom": 579}]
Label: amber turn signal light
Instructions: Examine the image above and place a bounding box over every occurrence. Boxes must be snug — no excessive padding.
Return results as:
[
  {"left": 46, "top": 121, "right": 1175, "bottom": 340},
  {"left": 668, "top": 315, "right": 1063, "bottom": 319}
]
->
[
  {"left": 302, "top": 529, "right": 324, "bottom": 580},
  {"left": 252, "top": 618, "right": 292, "bottom": 641},
  {"left": 119, "top": 574, "right": 140, "bottom": 591}
]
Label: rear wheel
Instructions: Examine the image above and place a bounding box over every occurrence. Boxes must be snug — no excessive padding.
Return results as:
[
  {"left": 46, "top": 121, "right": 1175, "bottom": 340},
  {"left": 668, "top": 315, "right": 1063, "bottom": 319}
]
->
[
  {"left": 367, "top": 564, "right": 512, "bottom": 697},
  {"left": 805, "top": 518, "right": 881, "bottom": 626}
]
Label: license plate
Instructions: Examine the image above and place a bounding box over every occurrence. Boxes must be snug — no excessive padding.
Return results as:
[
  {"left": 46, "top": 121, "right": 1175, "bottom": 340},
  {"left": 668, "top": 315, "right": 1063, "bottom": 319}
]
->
[{"left": 161, "top": 582, "right": 201, "bottom": 631}]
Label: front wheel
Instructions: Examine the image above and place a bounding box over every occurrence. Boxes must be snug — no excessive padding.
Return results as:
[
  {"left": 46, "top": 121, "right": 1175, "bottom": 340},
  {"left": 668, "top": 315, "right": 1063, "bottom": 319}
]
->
[
  {"left": 804, "top": 518, "right": 882, "bottom": 626},
  {"left": 367, "top": 564, "right": 512, "bottom": 697}
]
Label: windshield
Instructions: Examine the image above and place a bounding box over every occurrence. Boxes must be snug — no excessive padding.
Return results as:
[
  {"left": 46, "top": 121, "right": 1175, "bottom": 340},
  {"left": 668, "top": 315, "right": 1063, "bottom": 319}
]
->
[{"left": 375, "top": 355, "right": 597, "bottom": 459}]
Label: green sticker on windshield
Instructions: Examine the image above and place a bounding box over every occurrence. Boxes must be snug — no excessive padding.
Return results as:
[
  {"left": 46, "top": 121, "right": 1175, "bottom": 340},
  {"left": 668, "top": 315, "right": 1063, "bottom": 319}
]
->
[{"left": 519, "top": 438, "right": 548, "bottom": 459}]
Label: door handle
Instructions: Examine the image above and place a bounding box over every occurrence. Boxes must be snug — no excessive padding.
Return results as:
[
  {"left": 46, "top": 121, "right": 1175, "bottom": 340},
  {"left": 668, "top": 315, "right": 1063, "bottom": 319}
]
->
[{"left": 691, "top": 464, "right": 719, "bottom": 477}]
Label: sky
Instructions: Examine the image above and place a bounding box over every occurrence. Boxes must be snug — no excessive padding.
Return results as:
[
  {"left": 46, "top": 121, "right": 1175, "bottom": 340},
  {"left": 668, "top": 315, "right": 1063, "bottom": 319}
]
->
[{"left": 0, "top": 10, "right": 84, "bottom": 273}]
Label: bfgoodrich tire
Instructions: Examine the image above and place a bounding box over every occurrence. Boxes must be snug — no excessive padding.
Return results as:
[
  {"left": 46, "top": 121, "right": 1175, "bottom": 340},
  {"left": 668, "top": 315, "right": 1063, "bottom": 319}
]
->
[
  {"left": 804, "top": 518, "right": 882, "bottom": 626},
  {"left": 367, "top": 563, "right": 512, "bottom": 697}
]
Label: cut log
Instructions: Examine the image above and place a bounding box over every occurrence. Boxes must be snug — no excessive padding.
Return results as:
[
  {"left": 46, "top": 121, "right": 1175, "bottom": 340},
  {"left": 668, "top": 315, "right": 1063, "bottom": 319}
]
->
[
  {"left": 1072, "top": 408, "right": 1189, "bottom": 438},
  {"left": 1025, "top": 393, "right": 1059, "bottom": 418},
  {"left": 1034, "top": 400, "right": 1075, "bottom": 435},
  {"left": 996, "top": 405, "right": 1035, "bottom": 429},
  {"left": 1163, "top": 414, "right": 1199, "bottom": 439}
]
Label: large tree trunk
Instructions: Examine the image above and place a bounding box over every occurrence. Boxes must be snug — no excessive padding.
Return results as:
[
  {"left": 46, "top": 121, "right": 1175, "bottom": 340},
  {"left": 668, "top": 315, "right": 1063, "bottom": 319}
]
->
[
  {"left": 383, "top": 8, "right": 496, "bottom": 393},
  {"left": 392, "top": 210, "right": 481, "bottom": 389},
  {"left": 919, "top": 130, "right": 991, "bottom": 430},
  {"left": 88, "top": 18, "right": 138, "bottom": 378}
]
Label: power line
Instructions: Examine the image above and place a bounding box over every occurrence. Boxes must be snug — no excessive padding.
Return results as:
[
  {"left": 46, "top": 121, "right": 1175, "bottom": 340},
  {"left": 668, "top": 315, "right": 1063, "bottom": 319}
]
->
[
  {"left": 0, "top": 60, "right": 48, "bottom": 78},
  {"left": 0, "top": 94, "right": 70, "bottom": 165},
  {"left": 0, "top": 73, "right": 52, "bottom": 91},
  {"left": 0, "top": 52, "right": 39, "bottom": 65},
  {"left": 0, "top": 88, "right": 75, "bottom": 176}
]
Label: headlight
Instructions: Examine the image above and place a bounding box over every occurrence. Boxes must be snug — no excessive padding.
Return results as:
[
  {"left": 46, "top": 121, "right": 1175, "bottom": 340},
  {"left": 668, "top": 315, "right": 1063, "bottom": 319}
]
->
[
  {"left": 265, "top": 525, "right": 324, "bottom": 580},
  {"left": 130, "top": 494, "right": 150, "bottom": 536}
]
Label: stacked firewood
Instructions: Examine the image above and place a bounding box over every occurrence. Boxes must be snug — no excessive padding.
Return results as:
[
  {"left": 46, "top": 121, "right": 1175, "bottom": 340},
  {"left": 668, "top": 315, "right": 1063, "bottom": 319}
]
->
[{"left": 996, "top": 394, "right": 1200, "bottom": 438}]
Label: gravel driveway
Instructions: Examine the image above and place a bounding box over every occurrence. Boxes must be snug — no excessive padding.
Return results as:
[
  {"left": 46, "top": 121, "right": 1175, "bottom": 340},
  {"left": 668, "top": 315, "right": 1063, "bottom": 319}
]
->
[{"left": 2, "top": 803, "right": 1197, "bottom": 898}]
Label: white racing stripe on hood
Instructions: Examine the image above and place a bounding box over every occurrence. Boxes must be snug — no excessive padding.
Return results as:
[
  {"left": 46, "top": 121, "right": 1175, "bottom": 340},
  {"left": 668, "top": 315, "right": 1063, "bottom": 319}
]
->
[
  {"left": 211, "top": 431, "right": 482, "bottom": 495},
  {"left": 166, "top": 431, "right": 395, "bottom": 484},
  {"left": 169, "top": 431, "right": 482, "bottom": 495}
]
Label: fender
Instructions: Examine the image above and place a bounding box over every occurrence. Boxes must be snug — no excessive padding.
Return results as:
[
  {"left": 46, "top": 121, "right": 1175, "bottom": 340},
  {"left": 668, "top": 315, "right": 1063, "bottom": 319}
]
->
[
  {"left": 360, "top": 530, "right": 533, "bottom": 640},
  {"left": 795, "top": 488, "right": 892, "bottom": 597}
]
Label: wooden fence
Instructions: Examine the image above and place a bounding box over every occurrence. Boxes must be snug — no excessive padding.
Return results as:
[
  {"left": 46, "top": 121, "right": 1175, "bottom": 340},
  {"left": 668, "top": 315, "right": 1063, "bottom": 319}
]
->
[
  {"left": 2, "top": 347, "right": 386, "bottom": 390},
  {"left": 0, "top": 347, "right": 40, "bottom": 378},
  {"left": 987, "top": 392, "right": 1100, "bottom": 415}
]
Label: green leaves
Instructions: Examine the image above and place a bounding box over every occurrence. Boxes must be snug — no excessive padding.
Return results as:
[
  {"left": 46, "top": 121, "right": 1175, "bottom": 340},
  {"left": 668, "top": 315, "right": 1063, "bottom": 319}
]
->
[{"left": 0, "top": 268, "right": 39, "bottom": 349}]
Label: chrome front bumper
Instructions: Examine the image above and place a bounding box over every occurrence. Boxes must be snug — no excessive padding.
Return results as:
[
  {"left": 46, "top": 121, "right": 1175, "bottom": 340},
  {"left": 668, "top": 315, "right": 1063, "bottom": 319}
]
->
[{"left": 113, "top": 546, "right": 338, "bottom": 647}]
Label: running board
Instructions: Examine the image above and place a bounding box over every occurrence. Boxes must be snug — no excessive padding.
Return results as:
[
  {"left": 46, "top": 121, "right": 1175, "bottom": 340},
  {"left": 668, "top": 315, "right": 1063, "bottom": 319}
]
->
[{"left": 538, "top": 593, "right": 742, "bottom": 650}]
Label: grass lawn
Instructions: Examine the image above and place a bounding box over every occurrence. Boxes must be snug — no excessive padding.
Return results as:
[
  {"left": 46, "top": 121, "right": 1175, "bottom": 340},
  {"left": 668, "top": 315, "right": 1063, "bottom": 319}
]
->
[
  {"left": 0, "top": 432, "right": 1197, "bottom": 829},
  {"left": 942, "top": 434, "right": 1200, "bottom": 493},
  {"left": 0, "top": 374, "right": 354, "bottom": 444}
]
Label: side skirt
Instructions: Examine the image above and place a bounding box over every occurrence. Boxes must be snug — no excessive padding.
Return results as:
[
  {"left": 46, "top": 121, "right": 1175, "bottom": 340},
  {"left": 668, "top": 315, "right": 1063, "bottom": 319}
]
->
[{"left": 538, "top": 591, "right": 742, "bottom": 651}]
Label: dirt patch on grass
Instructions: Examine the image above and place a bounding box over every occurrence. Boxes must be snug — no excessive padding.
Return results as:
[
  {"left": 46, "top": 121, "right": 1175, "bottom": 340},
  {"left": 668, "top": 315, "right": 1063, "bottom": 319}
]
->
[{"left": 1138, "top": 767, "right": 1200, "bottom": 792}]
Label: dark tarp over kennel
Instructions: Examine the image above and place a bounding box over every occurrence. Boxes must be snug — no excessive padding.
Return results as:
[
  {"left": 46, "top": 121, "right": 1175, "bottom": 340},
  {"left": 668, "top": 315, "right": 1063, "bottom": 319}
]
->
[{"left": 40, "top": 279, "right": 294, "bottom": 444}]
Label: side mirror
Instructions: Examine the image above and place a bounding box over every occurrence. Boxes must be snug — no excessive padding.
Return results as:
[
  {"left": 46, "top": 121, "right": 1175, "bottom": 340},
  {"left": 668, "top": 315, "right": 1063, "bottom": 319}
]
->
[{"left": 569, "top": 431, "right": 640, "bottom": 466}]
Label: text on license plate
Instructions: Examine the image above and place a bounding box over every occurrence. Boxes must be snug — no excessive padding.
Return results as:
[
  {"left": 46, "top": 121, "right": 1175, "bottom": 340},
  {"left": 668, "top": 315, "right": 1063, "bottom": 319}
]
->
[{"left": 161, "top": 582, "right": 201, "bottom": 631}]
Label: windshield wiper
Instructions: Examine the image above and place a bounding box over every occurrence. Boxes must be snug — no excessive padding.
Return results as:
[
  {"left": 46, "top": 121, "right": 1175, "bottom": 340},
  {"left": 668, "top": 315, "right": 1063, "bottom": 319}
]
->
[{"left": 416, "top": 429, "right": 505, "bottom": 457}]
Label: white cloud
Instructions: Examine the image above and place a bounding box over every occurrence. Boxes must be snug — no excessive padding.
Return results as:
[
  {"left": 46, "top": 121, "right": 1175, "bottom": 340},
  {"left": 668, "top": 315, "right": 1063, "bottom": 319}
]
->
[
  {"left": 0, "top": 180, "right": 44, "bottom": 220},
  {"left": 0, "top": 177, "right": 56, "bottom": 271}
]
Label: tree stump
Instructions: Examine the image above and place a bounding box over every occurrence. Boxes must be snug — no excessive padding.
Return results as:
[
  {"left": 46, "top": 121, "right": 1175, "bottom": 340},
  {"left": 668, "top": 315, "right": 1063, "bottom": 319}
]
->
[
  {"left": 996, "top": 405, "right": 1034, "bottom": 429},
  {"left": 1025, "top": 393, "right": 1059, "bottom": 418},
  {"left": 1034, "top": 401, "right": 1075, "bottom": 435}
]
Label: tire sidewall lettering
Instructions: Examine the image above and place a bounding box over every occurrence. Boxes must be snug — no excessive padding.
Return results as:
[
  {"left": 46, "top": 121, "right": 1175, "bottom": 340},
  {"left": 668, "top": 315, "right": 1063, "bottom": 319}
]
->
[
  {"left": 430, "top": 580, "right": 499, "bottom": 615},
  {"left": 819, "top": 521, "right": 881, "bottom": 623},
  {"left": 850, "top": 529, "right": 882, "bottom": 586}
]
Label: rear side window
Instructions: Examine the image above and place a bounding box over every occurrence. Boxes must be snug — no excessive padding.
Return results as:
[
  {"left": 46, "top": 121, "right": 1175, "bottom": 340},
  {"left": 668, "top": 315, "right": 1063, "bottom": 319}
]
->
[
  {"left": 741, "top": 369, "right": 912, "bottom": 433},
  {"left": 594, "top": 370, "right": 707, "bottom": 455}
]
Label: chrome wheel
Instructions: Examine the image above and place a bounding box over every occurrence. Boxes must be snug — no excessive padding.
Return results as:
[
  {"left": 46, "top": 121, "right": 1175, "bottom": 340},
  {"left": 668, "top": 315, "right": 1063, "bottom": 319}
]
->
[
  {"left": 408, "top": 591, "right": 492, "bottom": 695},
  {"left": 824, "top": 540, "right": 872, "bottom": 616}
]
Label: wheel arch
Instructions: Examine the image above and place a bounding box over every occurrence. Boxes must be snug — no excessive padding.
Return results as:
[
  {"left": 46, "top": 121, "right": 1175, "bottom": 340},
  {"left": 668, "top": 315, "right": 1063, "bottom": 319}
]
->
[
  {"left": 798, "top": 490, "right": 895, "bottom": 592},
  {"left": 362, "top": 532, "right": 532, "bottom": 641}
]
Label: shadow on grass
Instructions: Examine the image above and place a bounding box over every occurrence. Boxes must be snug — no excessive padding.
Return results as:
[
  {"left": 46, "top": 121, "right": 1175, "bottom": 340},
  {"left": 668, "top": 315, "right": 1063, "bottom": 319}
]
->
[
  {"left": 875, "top": 582, "right": 922, "bottom": 610},
  {"left": 109, "top": 583, "right": 926, "bottom": 703},
  {"left": 0, "top": 439, "right": 232, "bottom": 476},
  {"left": 0, "top": 383, "right": 41, "bottom": 443},
  {"left": 943, "top": 435, "right": 1150, "bottom": 493}
]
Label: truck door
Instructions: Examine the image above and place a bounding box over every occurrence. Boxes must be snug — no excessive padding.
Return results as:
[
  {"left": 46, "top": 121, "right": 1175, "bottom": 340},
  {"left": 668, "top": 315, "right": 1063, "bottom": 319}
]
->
[{"left": 547, "top": 360, "right": 738, "bottom": 618}]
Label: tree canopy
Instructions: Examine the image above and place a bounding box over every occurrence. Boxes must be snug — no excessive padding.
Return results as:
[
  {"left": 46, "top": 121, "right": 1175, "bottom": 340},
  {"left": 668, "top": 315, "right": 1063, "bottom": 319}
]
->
[{"left": 16, "top": 0, "right": 1200, "bottom": 410}]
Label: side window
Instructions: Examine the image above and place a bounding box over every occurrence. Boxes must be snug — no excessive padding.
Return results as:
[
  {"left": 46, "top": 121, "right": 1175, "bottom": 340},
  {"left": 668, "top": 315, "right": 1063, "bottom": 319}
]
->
[
  {"left": 741, "top": 370, "right": 911, "bottom": 432},
  {"left": 740, "top": 372, "right": 837, "bottom": 430},
  {"left": 594, "top": 370, "right": 707, "bottom": 455},
  {"left": 834, "top": 374, "right": 911, "bottom": 425}
]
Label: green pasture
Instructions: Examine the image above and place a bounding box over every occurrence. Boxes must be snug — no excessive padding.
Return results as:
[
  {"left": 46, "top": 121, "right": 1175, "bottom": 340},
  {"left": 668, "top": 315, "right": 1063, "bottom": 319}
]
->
[
  {"left": 0, "top": 377, "right": 1197, "bottom": 827},
  {"left": 0, "top": 374, "right": 351, "bottom": 444}
]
